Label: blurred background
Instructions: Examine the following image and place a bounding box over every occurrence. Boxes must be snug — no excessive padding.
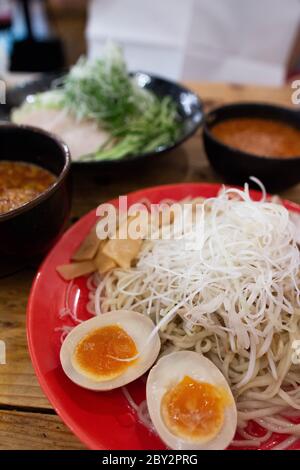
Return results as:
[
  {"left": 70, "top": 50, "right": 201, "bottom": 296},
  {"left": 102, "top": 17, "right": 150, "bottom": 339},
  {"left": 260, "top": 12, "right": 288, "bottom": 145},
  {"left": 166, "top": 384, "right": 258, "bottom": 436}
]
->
[{"left": 0, "top": 0, "right": 299, "bottom": 85}]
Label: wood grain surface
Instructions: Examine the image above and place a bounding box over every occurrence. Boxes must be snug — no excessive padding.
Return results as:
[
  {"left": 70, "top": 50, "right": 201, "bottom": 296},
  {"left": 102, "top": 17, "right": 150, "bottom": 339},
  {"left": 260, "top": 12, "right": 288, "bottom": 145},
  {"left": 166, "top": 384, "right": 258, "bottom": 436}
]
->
[{"left": 0, "top": 81, "right": 299, "bottom": 450}]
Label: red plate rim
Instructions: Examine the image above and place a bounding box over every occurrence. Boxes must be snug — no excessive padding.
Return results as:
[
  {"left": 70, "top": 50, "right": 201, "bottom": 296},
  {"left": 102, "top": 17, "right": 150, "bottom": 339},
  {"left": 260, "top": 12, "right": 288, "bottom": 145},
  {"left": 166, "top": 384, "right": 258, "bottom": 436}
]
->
[{"left": 26, "top": 182, "right": 300, "bottom": 450}]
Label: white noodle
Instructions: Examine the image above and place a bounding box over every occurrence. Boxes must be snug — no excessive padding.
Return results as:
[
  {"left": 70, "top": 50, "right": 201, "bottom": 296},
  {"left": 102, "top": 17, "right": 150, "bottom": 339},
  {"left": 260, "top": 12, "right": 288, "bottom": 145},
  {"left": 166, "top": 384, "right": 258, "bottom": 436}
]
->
[{"left": 88, "top": 184, "right": 300, "bottom": 448}]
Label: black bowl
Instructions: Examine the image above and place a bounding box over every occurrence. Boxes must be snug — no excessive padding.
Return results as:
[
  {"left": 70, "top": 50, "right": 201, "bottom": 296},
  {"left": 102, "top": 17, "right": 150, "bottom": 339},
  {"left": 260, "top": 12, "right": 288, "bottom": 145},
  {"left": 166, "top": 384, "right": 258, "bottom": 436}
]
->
[
  {"left": 1, "top": 72, "right": 204, "bottom": 167},
  {"left": 203, "top": 102, "right": 300, "bottom": 192},
  {"left": 0, "top": 123, "right": 72, "bottom": 276}
]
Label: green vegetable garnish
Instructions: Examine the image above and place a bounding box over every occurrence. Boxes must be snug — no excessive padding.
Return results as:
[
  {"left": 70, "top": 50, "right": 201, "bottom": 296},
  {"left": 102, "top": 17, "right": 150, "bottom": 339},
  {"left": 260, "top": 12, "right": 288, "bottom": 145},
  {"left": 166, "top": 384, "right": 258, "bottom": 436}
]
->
[
  {"left": 63, "top": 43, "right": 181, "bottom": 160},
  {"left": 13, "top": 43, "right": 182, "bottom": 162}
]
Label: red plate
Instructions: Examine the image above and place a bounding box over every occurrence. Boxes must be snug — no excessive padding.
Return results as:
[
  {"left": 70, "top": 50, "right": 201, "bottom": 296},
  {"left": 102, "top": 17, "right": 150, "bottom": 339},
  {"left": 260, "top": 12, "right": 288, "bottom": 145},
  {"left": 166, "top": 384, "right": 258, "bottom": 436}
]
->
[{"left": 27, "top": 183, "right": 300, "bottom": 450}]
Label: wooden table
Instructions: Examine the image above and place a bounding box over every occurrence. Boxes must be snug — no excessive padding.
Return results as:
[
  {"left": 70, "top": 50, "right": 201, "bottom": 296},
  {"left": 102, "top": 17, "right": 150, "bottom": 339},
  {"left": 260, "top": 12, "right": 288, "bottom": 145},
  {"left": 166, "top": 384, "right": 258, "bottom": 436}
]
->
[{"left": 0, "top": 82, "right": 299, "bottom": 450}]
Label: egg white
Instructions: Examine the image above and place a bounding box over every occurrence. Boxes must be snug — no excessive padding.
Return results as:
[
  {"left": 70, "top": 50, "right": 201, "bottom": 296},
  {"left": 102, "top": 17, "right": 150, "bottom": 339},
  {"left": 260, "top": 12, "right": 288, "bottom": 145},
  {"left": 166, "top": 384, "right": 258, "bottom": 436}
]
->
[
  {"left": 146, "top": 351, "right": 237, "bottom": 450},
  {"left": 60, "top": 310, "right": 161, "bottom": 390}
]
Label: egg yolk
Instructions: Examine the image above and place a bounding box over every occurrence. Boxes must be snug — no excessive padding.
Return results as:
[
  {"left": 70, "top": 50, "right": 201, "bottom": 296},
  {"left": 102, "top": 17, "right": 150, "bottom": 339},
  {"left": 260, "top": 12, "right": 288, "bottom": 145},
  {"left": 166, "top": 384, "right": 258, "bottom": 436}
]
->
[
  {"left": 73, "top": 324, "right": 138, "bottom": 381},
  {"left": 161, "top": 376, "right": 231, "bottom": 442}
]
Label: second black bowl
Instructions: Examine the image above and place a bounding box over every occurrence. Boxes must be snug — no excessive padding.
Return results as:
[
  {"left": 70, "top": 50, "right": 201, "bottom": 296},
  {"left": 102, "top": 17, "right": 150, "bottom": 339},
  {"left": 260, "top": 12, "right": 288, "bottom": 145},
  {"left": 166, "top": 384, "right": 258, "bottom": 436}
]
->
[{"left": 203, "top": 102, "right": 300, "bottom": 192}]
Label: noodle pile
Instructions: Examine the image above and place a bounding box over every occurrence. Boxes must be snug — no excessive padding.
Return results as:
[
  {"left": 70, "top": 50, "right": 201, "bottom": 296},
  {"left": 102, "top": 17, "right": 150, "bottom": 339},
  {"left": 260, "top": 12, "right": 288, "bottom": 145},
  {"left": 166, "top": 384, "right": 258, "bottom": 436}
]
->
[{"left": 87, "top": 184, "right": 300, "bottom": 448}]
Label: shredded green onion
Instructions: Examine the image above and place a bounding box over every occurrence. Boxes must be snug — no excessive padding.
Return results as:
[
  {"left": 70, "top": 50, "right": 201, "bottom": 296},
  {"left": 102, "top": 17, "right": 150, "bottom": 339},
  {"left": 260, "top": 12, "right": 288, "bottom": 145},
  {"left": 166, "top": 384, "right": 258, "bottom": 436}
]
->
[{"left": 61, "top": 43, "right": 181, "bottom": 160}]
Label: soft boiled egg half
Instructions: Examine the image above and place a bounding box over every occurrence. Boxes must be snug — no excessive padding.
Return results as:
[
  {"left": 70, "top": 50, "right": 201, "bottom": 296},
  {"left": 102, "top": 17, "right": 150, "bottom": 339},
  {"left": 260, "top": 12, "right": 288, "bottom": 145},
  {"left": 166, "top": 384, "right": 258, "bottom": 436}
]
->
[
  {"left": 60, "top": 310, "right": 161, "bottom": 390},
  {"left": 146, "top": 351, "right": 237, "bottom": 450}
]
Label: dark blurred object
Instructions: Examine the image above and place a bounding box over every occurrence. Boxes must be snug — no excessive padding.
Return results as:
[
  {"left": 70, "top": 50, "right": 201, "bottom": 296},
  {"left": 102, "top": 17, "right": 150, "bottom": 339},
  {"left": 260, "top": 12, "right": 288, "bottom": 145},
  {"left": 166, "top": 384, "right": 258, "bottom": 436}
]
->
[
  {"left": 203, "top": 102, "right": 300, "bottom": 192},
  {"left": 10, "top": 37, "right": 65, "bottom": 72},
  {"left": 0, "top": 0, "right": 12, "bottom": 30},
  {"left": 0, "top": 16, "right": 12, "bottom": 31},
  {"left": 0, "top": 1, "right": 12, "bottom": 71},
  {"left": 10, "top": 0, "right": 65, "bottom": 72}
]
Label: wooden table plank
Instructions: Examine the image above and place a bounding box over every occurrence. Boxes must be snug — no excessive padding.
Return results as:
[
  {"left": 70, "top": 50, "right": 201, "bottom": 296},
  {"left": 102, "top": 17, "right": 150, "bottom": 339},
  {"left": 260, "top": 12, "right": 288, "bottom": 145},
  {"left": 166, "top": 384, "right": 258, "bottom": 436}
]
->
[
  {"left": 189, "top": 81, "right": 294, "bottom": 108},
  {"left": 0, "top": 271, "right": 51, "bottom": 409},
  {"left": 0, "top": 410, "right": 85, "bottom": 450},
  {"left": 0, "top": 81, "right": 299, "bottom": 448}
]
